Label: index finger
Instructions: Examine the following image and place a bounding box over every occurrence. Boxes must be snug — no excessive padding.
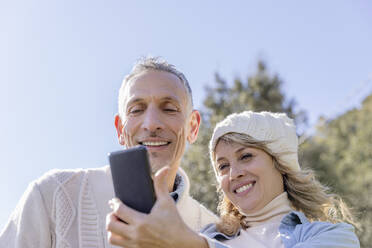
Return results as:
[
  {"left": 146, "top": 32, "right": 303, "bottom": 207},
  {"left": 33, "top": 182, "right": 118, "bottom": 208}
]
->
[{"left": 109, "top": 198, "right": 146, "bottom": 224}]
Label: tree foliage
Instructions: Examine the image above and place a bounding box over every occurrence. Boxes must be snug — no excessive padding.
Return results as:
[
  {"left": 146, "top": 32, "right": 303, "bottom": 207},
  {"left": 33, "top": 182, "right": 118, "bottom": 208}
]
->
[{"left": 299, "top": 94, "right": 372, "bottom": 247}]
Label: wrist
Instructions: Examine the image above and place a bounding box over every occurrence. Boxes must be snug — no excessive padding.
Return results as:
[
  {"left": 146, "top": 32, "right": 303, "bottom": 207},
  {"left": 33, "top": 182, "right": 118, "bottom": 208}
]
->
[{"left": 179, "top": 227, "right": 209, "bottom": 248}]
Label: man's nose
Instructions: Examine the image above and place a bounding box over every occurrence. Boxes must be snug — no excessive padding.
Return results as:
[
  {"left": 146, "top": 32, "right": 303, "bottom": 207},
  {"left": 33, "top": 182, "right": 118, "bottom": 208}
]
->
[{"left": 141, "top": 106, "right": 164, "bottom": 132}]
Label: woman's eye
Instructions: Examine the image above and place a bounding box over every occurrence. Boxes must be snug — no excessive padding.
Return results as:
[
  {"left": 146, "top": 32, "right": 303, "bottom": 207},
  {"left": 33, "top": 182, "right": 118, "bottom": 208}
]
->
[
  {"left": 240, "top": 153, "right": 253, "bottom": 160},
  {"left": 218, "top": 163, "right": 229, "bottom": 171}
]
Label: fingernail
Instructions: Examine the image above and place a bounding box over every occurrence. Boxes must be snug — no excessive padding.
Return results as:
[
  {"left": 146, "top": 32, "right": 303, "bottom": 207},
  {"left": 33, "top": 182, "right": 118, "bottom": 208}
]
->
[
  {"left": 111, "top": 198, "right": 121, "bottom": 211},
  {"left": 108, "top": 200, "right": 114, "bottom": 210}
]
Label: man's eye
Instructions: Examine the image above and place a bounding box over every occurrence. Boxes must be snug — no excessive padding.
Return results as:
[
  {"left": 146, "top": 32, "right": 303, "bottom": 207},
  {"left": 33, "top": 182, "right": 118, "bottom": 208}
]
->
[
  {"left": 129, "top": 107, "right": 144, "bottom": 114},
  {"left": 240, "top": 153, "right": 253, "bottom": 160},
  {"left": 163, "top": 107, "right": 178, "bottom": 113},
  {"left": 162, "top": 102, "right": 179, "bottom": 113}
]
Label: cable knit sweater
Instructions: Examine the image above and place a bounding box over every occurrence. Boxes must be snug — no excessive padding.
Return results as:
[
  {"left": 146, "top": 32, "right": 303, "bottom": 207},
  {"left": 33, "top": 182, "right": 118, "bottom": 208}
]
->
[{"left": 0, "top": 166, "right": 218, "bottom": 248}]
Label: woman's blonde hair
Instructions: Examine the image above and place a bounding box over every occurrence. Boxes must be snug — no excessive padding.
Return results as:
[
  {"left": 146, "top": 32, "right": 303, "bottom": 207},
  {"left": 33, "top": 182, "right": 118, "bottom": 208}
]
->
[{"left": 211, "top": 132, "right": 358, "bottom": 236}]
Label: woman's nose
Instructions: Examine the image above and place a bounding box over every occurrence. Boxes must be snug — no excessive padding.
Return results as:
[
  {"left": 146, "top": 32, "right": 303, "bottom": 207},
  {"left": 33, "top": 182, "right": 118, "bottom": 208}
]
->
[{"left": 229, "top": 163, "right": 246, "bottom": 180}]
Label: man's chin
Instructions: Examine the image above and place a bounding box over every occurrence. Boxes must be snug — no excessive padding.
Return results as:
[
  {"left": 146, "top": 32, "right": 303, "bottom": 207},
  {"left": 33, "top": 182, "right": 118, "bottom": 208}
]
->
[{"left": 148, "top": 159, "right": 172, "bottom": 174}]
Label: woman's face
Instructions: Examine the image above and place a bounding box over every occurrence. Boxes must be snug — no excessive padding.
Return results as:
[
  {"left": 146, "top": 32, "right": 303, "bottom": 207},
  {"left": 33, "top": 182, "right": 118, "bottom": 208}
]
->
[{"left": 214, "top": 140, "right": 284, "bottom": 214}]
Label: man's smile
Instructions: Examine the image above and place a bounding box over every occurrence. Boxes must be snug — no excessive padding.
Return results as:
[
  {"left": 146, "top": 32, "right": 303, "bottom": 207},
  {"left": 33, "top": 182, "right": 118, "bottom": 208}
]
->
[{"left": 138, "top": 140, "right": 172, "bottom": 150}]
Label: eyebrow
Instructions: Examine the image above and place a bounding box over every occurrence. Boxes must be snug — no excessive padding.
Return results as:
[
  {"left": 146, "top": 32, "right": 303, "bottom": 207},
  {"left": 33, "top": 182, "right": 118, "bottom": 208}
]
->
[
  {"left": 216, "top": 157, "right": 225, "bottom": 163},
  {"left": 235, "top": 147, "right": 246, "bottom": 154},
  {"left": 127, "top": 98, "right": 144, "bottom": 106},
  {"left": 160, "top": 96, "right": 181, "bottom": 104},
  {"left": 216, "top": 147, "right": 247, "bottom": 162}
]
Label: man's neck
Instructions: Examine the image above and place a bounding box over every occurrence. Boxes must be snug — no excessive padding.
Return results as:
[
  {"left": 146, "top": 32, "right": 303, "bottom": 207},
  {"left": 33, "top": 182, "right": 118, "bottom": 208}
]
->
[{"left": 167, "top": 164, "right": 179, "bottom": 192}]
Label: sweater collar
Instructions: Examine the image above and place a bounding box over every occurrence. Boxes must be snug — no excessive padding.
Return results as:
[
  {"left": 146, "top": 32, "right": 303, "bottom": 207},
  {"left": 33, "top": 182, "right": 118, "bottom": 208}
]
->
[
  {"left": 170, "top": 167, "right": 189, "bottom": 202},
  {"left": 241, "top": 192, "right": 293, "bottom": 227}
]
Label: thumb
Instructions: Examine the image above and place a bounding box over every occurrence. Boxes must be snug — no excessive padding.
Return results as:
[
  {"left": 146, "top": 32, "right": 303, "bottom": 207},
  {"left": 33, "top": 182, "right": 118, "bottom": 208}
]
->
[{"left": 154, "top": 166, "right": 170, "bottom": 198}]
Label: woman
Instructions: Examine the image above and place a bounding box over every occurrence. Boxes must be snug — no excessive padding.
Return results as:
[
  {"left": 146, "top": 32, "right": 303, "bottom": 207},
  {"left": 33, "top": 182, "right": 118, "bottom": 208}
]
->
[
  {"left": 201, "top": 111, "right": 360, "bottom": 247},
  {"left": 106, "top": 111, "right": 360, "bottom": 248}
]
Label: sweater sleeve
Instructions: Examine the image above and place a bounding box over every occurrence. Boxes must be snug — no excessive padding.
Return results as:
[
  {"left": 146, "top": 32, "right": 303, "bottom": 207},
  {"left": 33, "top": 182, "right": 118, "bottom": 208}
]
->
[{"left": 0, "top": 181, "right": 53, "bottom": 248}]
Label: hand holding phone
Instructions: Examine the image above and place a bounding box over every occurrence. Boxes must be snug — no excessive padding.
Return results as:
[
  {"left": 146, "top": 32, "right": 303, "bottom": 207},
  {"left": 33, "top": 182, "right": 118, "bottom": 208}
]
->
[{"left": 108, "top": 146, "right": 156, "bottom": 214}]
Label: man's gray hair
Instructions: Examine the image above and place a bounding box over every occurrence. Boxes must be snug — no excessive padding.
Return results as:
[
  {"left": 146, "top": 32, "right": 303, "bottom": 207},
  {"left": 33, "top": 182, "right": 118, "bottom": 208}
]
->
[{"left": 118, "top": 56, "right": 194, "bottom": 119}]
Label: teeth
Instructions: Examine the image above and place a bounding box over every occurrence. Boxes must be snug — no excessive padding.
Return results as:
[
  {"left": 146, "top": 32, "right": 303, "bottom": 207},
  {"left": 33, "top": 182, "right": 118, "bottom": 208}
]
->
[
  {"left": 142, "top": 141, "right": 168, "bottom": 146},
  {"left": 235, "top": 183, "right": 253, "bottom": 193}
]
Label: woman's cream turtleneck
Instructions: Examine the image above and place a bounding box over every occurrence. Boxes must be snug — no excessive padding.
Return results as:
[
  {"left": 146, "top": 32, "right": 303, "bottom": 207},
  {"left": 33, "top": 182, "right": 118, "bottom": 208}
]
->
[{"left": 224, "top": 192, "right": 293, "bottom": 248}]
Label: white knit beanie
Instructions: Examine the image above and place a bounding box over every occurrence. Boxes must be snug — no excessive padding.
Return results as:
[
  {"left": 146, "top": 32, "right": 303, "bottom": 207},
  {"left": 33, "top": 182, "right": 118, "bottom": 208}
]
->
[{"left": 209, "top": 111, "right": 300, "bottom": 172}]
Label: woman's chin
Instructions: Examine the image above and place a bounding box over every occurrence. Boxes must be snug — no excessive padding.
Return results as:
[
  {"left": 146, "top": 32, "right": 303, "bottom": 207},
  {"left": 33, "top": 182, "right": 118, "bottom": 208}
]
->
[{"left": 236, "top": 201, "right": 260, "bottom": 215}]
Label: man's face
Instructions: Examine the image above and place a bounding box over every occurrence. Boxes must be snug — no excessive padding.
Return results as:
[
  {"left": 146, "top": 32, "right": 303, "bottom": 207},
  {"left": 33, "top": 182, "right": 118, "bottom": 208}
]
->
[{"left": 116, "top": 70, "right": 198, "bottom": 172}]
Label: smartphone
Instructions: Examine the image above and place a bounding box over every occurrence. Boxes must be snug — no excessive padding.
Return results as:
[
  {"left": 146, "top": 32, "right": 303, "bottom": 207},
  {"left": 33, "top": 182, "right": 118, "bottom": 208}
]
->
[{"left": 108, "top": 146, "right": 156, "bottom": 214}]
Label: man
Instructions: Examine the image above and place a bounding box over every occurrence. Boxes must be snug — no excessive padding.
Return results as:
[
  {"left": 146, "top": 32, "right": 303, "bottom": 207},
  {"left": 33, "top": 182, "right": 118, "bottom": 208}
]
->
[{"left": 0, "top": 57, "right": 217, "bottom": 248}]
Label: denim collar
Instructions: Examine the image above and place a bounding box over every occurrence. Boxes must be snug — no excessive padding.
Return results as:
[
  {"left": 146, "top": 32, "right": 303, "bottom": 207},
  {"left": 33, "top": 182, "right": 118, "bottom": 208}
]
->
[{"left": 201, "top": 211, "right": 307, "bottom": 241}]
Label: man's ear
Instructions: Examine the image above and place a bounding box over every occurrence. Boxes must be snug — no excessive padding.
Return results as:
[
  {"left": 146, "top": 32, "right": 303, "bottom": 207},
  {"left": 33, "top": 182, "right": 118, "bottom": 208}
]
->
[
  {"left": 187, "top": 110, "right": 201, "bottom": 144},
  {"left": 114, "top": 114, "right": 125, "bottom": 146}
]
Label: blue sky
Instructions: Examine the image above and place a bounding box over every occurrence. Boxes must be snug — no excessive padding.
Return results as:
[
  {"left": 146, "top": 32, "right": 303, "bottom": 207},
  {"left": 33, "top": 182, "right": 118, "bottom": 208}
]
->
[{"left": 1, "top": 0, "right": 371, "bottom": 229}]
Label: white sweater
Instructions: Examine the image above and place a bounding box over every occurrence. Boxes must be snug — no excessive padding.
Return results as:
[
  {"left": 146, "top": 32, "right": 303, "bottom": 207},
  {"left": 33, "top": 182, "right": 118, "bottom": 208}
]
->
[{"left": 1, "top": 166, "right": 218, "bottom": 248}]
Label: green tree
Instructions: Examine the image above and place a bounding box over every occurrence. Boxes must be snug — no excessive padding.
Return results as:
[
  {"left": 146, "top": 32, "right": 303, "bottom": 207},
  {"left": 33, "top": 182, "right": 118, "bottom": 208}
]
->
[
  {"left": 182, "top": 61, "right": 307, "bottom": 212},
  {"left": 300, "top": 94, "right": 372, "bottom": 247}
]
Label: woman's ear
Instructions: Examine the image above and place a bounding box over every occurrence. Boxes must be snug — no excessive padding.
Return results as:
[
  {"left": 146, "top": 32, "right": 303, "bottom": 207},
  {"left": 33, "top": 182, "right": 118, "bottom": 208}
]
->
[
  {"left": 114, "top": 114, "right": 126, "bottom": 146},
  {"left": 187, "top": 110, "right": 201, "bottom": 144}
]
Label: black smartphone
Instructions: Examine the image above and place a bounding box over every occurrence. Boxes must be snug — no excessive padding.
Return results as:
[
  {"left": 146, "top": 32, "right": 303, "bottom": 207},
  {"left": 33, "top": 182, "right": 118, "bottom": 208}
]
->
[{"left": 108, "top": 146, "right": 156, "bottom": 214}]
